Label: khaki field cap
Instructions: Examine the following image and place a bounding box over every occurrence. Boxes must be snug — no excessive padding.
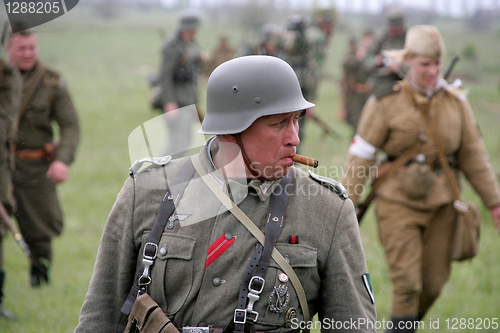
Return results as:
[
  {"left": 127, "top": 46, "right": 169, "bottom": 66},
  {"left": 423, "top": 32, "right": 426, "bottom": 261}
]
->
[
  {"left": 200, "top": 55, "right": 314, "bottom": 135},
  {"left": 404, "top": 25, "right": 444, "bottom": 60}
]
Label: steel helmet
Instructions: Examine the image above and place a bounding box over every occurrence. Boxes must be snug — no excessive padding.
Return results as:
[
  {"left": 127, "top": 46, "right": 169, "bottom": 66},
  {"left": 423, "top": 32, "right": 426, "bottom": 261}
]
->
[{"left": 199, "top": 55, "right": 315, "bottom": 135}]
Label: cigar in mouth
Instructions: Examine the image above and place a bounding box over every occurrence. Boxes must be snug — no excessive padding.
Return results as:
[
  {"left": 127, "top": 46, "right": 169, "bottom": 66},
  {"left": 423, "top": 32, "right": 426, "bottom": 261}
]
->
[{"left": 292, "top": 154, "right": 319, "bottom": 168}]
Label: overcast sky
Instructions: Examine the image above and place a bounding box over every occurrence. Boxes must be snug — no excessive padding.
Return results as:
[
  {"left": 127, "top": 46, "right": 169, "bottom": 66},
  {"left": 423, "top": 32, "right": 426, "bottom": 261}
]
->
[{"left": 166, "top": 0, "right": 500, "bottom": 17}]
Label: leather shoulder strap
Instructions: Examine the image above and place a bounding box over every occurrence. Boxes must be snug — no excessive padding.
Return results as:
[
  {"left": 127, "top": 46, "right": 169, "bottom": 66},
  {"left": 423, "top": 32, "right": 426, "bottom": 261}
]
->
[{"left": 191, "top": 155, "right": 311, "bottom": 323}]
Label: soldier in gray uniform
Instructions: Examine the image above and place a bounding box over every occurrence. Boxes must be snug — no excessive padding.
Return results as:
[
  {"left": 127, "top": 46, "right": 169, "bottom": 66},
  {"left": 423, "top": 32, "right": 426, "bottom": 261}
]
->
[
  {"left": 364, "top": 9, "right": 407, "bottom": 96},
  {"left": 0, "top": 57, "right": 21, "bottom": 319},
  {"left": 75, "top": 55, "right": 376, "bottom": 332},
  {"left": 282, "top": 15, "right": 326, "bottom": 152},
  {"left": 6, "top": 28, "right": 80, "bottom": 287},
  {"left": 157, "top": 10, "right": 205, "bottom": 156}
]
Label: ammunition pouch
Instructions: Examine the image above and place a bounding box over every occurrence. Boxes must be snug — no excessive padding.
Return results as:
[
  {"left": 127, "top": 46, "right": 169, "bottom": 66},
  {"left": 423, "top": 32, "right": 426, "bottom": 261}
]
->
[
  {"left": 402, "top": 162, "right": 434, "bottom": 200},
  {"left": 172, "top": 66, "right": 195, "bottom": 84},
  {"left": 124, "top": 293, "right": 179, "bottom": 333}
]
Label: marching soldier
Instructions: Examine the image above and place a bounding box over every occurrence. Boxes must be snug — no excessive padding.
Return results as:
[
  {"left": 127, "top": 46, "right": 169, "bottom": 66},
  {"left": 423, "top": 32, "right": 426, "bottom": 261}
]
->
[
  {"left": 75, "top": 55, "right": 376, "bottom": 332},
  {"left": 339, "top": 30, "right": 375, "bottom": 135},
  {"left": 342, "top": 26, "right": 500, "bottom": 332},
  {"left": 6, "top": 27, "right": 80, "bottom": 287},
  {"left": 0, "top": 57, "right": 21, "bottom": 319},
  {"left": 282, "top": 15, "right": 326, "bottom": 152},
  {"left": 156, "top": 9, "right": 205, "bottom": 157},
  {"left": 204, "top": 36, "right": 235, "bottom": 76},
  {"left": 364, "top": 8, "right": 407, "bottom": 96}
]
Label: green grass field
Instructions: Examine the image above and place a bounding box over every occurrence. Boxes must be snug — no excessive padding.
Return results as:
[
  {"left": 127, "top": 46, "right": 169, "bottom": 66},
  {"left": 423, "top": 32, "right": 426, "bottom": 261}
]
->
[{"left": 1, "top": 4, "right": 500, "bottom": 332}]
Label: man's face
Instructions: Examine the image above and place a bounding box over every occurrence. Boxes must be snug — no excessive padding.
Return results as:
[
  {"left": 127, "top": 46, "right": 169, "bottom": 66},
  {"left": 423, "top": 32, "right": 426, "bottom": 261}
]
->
[
  {"left": 238, "top": 111, "right": 301, "bottom": 181},
  {"left": 7, "top": 34, "right": 38, "bottom": 71},
  {"left": 388, "top": 25, "right": 404, "bottom": 38},
  {"left": 180, "top": 29, "right": 196, "bottom": 41},
  {"left": 406, "top": 55, "right": 443, "bottom": 93}
]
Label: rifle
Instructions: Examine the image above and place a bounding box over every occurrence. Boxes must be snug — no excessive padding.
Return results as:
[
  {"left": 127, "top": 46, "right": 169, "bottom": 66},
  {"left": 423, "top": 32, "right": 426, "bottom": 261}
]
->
[
  {"left": 309, "top": 114, "right": 341, "bottom": 140},
  {"left": 0, "top": 202, "right": 31, "bottom": 258},
  {"left": 443, "top": 55, "right": 460, "bottom": 81}
]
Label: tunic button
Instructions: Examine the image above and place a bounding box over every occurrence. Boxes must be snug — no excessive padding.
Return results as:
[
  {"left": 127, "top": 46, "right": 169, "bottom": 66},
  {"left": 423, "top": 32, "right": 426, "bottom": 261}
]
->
[
  {"left": 224, "top": 232, "right": 233, "bottom": 240},
  {"left": 159, "top": 247, "right": 167, "bottom": 256},
  {"left": 213, "top": 277, "right": 222, "bottom": 286}
]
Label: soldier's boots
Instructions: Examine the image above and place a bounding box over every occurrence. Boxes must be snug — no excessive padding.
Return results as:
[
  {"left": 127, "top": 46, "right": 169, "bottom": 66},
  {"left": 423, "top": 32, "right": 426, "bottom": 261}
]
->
[
  {"left": 0, "top": 270, "right": 17, "bottom": 321},
  {"left": 30, "top": 260, "right": 50, "bottom": 288}
]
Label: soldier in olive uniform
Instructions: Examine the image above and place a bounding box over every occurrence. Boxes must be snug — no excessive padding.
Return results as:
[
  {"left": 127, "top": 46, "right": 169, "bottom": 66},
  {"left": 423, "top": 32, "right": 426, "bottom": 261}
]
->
[
  {"left": 6, "top": 29, "right": 80, "bottom": 287},
  {"left": 342, "top": 26, "right": 500, "bottom": 332},
  {"left": 0, "top": 57, "right": 21, "bottom": 319},
  {"left": 364, "top": 8, "right": 407, "bottom": 96},
  {"left": 204, "top": 36, "right": 235, "bottom": 76},
  {"left": 339, "top": 30, "right": 374, "bottom": 135},
  {"left": 75, "top": 56, "right": 376, "bottom": 332},
  {"left": 157, "top": 10, "right": 205, "bottom": 157}
]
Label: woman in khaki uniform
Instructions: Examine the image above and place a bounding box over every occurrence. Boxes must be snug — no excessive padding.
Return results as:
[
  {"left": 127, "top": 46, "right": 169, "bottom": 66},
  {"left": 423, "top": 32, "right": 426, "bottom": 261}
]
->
[{"left": 342, "top": 26, "right": 500, "bottom": 332}]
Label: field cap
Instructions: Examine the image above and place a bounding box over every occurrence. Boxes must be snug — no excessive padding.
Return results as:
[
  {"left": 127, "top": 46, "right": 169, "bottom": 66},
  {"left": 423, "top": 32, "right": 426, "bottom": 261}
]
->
[
  {"left": 405, "top": 25, "right": 444, "bottom": 60},
  {"left": 179, "top": 9, "right": 201, "bottom": 31}
]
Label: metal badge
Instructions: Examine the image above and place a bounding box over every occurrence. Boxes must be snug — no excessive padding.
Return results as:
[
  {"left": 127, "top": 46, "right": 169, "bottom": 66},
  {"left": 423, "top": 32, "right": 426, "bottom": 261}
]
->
[
  {"left": 278, "top": 272, "right": 289, "bottom": 283},
  {"left": 285, "top": 307, "right": 297, "bottom": 328},
  {"left": 268, "top": 284, "right": 289, "bottom": 313}
]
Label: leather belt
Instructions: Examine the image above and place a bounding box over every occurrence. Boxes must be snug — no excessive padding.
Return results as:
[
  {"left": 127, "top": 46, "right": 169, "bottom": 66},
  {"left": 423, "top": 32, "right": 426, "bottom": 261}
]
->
[{"left": 15, "top": 143, "right": 57, "bottom": 162}]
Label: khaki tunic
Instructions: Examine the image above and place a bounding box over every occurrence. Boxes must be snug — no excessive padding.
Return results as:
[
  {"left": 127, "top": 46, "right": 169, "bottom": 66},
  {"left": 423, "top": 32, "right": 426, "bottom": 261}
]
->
[
  {"left": 13, "top": 61, "right": 80, "bottom": 261},
  {"left": 75, "top": 139, "right": 376, "bottom": 332},
  {"left": 343, "top": 79, "right": 500, "bottom": 210}
]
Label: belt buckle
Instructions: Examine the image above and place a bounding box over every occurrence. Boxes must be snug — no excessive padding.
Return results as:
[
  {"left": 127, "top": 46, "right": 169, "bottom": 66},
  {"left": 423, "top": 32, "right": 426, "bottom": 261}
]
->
[{"left": 182, "top": 327, "right": 210, "bottom": 333}]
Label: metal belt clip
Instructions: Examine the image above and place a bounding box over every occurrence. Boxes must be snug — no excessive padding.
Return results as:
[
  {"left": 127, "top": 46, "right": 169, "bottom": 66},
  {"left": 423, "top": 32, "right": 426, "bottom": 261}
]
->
[
  {"left": 182, "top": 327, "right": 210, "bottom": 333},
  {"left": 245, "top": 276, "right": 265, "bottom": 323},
  {"left": 453, "top": 200, "right": 469, "bottom": 213},
  {"left": 140, "top": 242, "right": 158, "bottom": 283}
]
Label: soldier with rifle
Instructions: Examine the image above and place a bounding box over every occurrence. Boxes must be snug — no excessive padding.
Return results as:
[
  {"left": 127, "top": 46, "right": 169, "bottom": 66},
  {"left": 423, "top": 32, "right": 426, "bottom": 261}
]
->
[
  {"left": 6, "top": 25, "right": 80, "bottom": 287},
  {"left": 341, "top": 26, "right": 500, "bottom": 332},
  {"left": 0, "top": 21, "right": 22, "bottom": 320}
]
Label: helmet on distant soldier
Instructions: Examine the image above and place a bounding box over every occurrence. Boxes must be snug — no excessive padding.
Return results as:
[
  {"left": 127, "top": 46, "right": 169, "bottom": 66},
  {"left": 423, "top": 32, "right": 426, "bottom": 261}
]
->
[
  {"left": 178, "top": 9, "right": 201, "bottom": 31},
  {"left": 286, "top": 15, "right": 307, "bottom": 32},
  {"left": 199, "top": 55, "right": 314, "bottom": 135}
]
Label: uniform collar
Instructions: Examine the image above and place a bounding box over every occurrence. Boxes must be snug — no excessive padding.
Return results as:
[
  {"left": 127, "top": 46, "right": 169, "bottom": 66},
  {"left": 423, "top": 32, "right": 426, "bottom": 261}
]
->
[
  {"left": 201, "top": 137, "right": 283, "bottom": 202},
  {"left": 407, "top": 76, "right": 445, "bottom": 99}
]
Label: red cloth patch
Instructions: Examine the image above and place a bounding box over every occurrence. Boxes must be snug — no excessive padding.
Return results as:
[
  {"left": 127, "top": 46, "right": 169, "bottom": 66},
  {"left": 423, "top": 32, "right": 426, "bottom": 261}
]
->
[
  {"left": 206, "top": 234, "right": 235, "bottom": 268},
  {"left": 288, "top": 235, "right": 299, "bottom": 244}
]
